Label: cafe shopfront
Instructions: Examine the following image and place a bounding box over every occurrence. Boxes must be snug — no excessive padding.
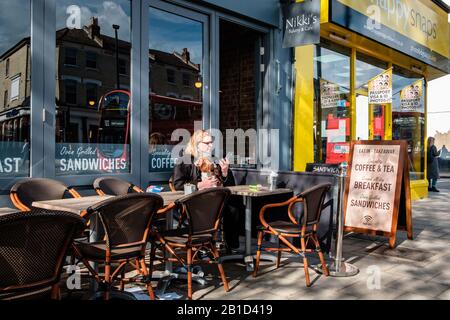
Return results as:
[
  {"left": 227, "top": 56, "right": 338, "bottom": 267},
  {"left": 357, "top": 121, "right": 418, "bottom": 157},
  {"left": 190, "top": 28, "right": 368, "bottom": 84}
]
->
[
  {"left": 292, "top": 0, "right": 450, "bottom": 200},
  {"left": 0, "top": 0, "right": 294, "bottom": 205}
]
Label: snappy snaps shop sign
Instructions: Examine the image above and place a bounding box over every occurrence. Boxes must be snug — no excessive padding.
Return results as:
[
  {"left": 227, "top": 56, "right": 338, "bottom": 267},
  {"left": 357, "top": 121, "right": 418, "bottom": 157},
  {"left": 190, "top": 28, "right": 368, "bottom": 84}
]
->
[
  {"left": 344, "top": 140, "right": 413, "bottom": 248},
  {"left": 282, "top": 0, "right": 321, "bottom": 48}
]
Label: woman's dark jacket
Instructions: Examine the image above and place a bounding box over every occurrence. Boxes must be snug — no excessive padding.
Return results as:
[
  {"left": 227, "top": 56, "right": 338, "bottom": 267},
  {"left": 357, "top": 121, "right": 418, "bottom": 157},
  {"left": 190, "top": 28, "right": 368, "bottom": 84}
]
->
[
  {"left": 173, "top": 154, "right": 235, "bottom": 190},
  {"left": 427, "top": 145, "right": 440, "bottom": 180}
]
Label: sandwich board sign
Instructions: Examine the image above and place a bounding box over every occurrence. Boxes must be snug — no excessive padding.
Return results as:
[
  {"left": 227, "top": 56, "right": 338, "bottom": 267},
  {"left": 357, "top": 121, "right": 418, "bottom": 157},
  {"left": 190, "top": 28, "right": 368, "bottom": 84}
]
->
[{"left": 344, "top": 140, "right": 413, "bottom": 248}]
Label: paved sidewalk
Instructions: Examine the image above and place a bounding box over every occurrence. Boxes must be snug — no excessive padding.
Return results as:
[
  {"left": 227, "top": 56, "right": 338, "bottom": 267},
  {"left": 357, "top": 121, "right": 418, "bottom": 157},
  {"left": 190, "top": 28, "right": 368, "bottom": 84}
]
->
[
  {"left": 64, "top": 180, "right": 450, "bottom": 300},
  {"left": 181, "top": 179, "right": 450, "bottom": 300}
]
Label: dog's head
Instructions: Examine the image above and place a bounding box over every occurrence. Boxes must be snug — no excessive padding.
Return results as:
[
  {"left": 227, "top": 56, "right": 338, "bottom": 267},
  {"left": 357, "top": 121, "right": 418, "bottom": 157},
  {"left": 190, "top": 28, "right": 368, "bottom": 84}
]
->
[
  {"left": 197, "top": 157, "right": 223, "bottom": 184},
  {"left": 197, "top": 157, "right": 215, "bottom": 173}
]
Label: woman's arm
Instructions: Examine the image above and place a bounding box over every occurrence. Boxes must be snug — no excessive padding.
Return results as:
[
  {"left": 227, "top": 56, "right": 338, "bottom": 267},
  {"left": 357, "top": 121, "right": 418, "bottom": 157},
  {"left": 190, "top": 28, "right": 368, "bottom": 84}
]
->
[
  {"left": 222, "top": 168, "right": 236, "bottom": 187},
  {"left": 173, "top": 163, "right": 188, "bottom": 191},
  {"left": 431, "top": 145, "right": 440, "bottom": 158}
]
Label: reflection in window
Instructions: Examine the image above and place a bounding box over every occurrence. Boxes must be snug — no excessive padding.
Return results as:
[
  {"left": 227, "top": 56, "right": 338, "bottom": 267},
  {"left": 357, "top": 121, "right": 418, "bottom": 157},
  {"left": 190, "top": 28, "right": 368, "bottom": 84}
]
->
[
  {"left": 86, "top": 83, "right": 98, "bottom": 107},
  {"left": 166, "top": 69, "right": 175, "bottom": 84},
  {"left": 0, "top": 0, "right": 31, "bottom": 177},
  {"left": 392, "top": 65, "right": 424, "bottom": 180},
  {"left": 119, "top": 58, "right": 127, "bottom": 75},
  {"left": 182, "top": 73, "right": 191, "bottom": 86},
  {"left": 5, "top": 59, "right": 9, "bottom": 77},
  {"left": 65, "top": 80, "right": 77, "bottom": 105},
  {"left": 10, "top": 76, "right": 20, "bottom": 101},
  {"left": 65, "top": 47, "right": 78, "bottom": 66},
  {"left": 355, "top": 53, "right": 388, "bottom": 141},
  {"left": 3, "top": 90, "right": 7, "bottom": 108},
  {"left": 55, "top": 0, "right": 131, "bottom": 176},
  {"left": 313, "top": 40, "right": 351, "bottom": 164},
  {"left": 148, "top": 7, "right": 203, "bottom": 173}
]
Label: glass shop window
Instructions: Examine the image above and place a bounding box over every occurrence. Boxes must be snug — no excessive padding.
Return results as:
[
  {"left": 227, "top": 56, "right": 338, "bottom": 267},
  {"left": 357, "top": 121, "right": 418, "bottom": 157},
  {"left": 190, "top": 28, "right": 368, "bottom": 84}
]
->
[
  {"left": 0, "top": 0, "right": 31, "bottom": 178},
  {"left": 55, "top": 0, "right": 131, "bottom": 176},
  {"left": 392, "top": 65, "right": 424, "bottom": 180},
  {"left": 313, "top": 40, "right": 351, "bottom": 164}
]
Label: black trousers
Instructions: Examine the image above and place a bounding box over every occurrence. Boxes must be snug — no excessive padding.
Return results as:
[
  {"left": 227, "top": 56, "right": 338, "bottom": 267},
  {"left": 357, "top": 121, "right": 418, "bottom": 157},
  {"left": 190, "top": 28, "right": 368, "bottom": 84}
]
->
[{"left": 222, "top": 196, "right": 243, "bottom": 249}]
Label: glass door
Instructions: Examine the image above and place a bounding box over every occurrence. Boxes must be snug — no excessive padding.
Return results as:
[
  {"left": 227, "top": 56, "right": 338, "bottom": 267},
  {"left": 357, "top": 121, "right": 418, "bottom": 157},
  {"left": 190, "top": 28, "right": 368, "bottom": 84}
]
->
[
  {"left": 147, "top": 0, "right": 209, "bottom": 183},
  {"left": 218, "top": 19, "right": 266, "bottom": 168}
]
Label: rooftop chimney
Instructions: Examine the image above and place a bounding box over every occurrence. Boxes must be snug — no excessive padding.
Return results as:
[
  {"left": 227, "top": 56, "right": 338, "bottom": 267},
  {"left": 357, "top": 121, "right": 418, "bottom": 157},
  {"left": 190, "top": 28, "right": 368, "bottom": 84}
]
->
[
  {"left": 181, "top": 48, "right": 190, "bottom": 63},
  {"left": 86, "top": 17, "right": 101, "bottom": 39}
]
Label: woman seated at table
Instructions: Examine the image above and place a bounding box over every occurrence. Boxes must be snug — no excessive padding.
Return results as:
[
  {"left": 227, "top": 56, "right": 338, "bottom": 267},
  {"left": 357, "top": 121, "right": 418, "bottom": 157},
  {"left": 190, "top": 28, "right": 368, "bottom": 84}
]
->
[{"left": 173, "top": 129, "right": 241, "bottom": 251}]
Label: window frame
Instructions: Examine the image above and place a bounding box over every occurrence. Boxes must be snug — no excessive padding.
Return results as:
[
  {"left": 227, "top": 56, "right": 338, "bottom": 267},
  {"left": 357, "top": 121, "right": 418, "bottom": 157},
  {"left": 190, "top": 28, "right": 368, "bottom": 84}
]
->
[
  {"left": 166, "top": 68, "right": 176, "bottom": 84},
  {"left": 64, "top": 79, "right": 77, "bottom": 105},
  {"left": 64, "top": 47, "right": 78, "bottom": 66},
  {"left": 85, "top": 51, "right": 97, "bottom": 69},
  {"left": 10, "top": 75, "right": 20, "bottom": 101}
]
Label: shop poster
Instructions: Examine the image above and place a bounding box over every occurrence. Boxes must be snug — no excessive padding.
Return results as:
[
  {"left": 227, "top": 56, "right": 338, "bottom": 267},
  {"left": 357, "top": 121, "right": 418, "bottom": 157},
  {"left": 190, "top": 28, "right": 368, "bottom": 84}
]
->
[
  {"left": 320, "top": 79, "right": 341, "bottom": 109},
  {"left": 368, "top": 68, "right": 392, "bottom": 104}
]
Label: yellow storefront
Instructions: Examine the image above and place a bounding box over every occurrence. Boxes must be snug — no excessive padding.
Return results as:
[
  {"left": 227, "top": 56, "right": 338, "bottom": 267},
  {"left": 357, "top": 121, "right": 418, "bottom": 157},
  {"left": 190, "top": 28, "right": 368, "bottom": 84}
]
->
[{"left": 293, "top": 0, "right": 450, "bottom": 200}]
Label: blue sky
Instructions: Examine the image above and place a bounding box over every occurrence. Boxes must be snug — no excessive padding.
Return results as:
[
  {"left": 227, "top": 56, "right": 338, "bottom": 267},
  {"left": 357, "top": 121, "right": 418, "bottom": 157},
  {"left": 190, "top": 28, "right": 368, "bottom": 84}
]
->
[{"left": 149, "top": 7, "right": 203, "bottom": 65}]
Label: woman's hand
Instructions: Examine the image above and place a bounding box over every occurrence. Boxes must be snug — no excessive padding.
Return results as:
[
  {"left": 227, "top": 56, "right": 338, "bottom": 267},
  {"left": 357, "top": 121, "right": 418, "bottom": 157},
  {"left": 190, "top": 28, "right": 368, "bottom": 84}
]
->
[
  {"left": 198, "top": 176, "right": 218, "bottom": 189},
  {"left": 218, "top": 158, "right": 229, "bottom": 177}
]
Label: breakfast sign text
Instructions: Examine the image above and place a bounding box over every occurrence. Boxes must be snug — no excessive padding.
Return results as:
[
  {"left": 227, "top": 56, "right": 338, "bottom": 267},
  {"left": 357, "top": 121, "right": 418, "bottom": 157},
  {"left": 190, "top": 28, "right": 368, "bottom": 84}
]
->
[{"left": 344, "top": 140, "right": 413, "bottom": 248}]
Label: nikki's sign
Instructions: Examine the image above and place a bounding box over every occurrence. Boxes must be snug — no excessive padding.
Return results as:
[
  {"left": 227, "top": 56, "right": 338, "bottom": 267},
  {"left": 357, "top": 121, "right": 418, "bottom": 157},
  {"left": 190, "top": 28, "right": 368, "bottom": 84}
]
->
[{"left": 282, "top": 0, "right": 321, "bottom": 48}]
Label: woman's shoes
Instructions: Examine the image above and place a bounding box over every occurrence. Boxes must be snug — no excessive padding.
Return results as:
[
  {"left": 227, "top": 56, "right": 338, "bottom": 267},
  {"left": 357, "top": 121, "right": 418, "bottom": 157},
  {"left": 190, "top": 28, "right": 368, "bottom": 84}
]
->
[{"left": 429, "top": 187, "right": 440, "bottom": 192}]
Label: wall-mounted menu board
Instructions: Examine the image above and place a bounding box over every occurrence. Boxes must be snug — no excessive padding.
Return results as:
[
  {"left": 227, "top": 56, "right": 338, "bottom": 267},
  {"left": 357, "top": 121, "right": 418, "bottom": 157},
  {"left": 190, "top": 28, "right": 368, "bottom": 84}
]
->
[{"left": 344, "top": 140, "right": 413, "bottom": 248}]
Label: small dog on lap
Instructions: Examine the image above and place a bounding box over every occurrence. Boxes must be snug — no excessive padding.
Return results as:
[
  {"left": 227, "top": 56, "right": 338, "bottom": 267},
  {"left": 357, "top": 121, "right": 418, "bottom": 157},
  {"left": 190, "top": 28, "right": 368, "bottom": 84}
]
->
[{"left": 197, "top": 157, "right": 224, "bottom": 185}]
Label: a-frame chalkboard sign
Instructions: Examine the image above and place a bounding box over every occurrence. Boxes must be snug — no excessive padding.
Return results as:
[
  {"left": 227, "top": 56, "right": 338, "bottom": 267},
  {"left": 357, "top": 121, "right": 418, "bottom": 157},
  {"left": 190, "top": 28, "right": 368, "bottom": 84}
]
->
[{"left": 343, "top": 140, "right": 413, "bottom": 249}]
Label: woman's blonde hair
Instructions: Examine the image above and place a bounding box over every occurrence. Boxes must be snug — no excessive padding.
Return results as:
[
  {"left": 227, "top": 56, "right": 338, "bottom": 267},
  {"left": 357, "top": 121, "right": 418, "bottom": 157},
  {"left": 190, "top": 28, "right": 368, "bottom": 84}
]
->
[
  {"left": 185, "top": 130, "right": 209, "bottom": 158},
  {"left": 427, "top": 136, "right": 435, "bottom": 148}
]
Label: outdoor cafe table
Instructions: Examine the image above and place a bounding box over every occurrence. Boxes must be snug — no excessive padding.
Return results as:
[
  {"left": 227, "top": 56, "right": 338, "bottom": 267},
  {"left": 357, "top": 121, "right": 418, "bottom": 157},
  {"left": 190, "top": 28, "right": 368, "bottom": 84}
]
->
[
  {"left": 31, "top": 192, "right": 186, "bottom": 297},
  {"left": 225, "top": 186, "right": 293, "bottom": 271},
  {"left": 31, "top": 193, "right": 184, "bottom": 215},
  {"left": 0, "top": 207, "right": 20, "bottom": 216},
  {"left": 31, "top": 192, "right": 185, "bottom": 247}
]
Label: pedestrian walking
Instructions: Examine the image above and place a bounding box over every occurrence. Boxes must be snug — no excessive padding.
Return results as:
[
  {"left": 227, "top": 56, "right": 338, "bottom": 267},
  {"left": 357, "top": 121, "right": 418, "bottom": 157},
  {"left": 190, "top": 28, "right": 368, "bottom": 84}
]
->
[{"left": 427, "top": 137, "right": 440, "bottom": 192}]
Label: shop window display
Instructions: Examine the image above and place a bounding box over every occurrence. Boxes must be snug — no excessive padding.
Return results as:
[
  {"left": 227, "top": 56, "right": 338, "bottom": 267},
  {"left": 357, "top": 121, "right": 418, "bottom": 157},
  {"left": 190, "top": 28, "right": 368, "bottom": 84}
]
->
[{"left": 313, "top": 40, "right": 351, "bottom": 164}]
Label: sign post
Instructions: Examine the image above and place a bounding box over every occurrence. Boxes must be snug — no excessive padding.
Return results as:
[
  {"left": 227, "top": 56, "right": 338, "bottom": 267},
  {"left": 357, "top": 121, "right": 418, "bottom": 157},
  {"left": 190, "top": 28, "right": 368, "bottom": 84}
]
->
[
  {"left": 326, "top": 163, "right": 359, "bottom": 277},
  {"left": 344, "top": 140, "right": 413, "bottom": 248}
]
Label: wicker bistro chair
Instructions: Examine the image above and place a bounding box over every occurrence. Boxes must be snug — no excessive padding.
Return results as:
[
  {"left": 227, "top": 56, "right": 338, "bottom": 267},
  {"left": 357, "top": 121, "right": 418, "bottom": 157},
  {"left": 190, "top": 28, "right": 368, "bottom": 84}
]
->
[
  {"left": 10, "top": 178, "right": 81, "bottom": 211},
  {"left": 150, "top": 187, "right": 231, "bottom": 300},
  {"left": 253, "top": 183, "right": 332, "bottom": 287},
  {"left": 0, "top": 210, "right": 85, "bottom": 300},
  {"left": 93, "top": 176, "right": 143, "bottom": 196},
  {"left": 72, "top": 193, "right": 163, "bottom": 300}
]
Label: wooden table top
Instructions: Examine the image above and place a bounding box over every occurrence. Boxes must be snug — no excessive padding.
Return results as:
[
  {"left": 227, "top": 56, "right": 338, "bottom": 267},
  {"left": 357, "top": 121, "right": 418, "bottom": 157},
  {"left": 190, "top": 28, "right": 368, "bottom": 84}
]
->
[
  {"left": 32, "top": 195, "right": 113, "bottom": 215},
  {"left": 0, "top": 207, "right": 20, "bottom": 216},
  {"left": 226, "top": 185, "right": 292, "bottom": 197},
  {"left": 32, "top": 192, "right": 186, "bottom": 215},
  {"left": 30, "top": 187, "right": 292, "bottom": 216},
  {"left": 158, "top": 191, "right": 185, "bottom": 205}
]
